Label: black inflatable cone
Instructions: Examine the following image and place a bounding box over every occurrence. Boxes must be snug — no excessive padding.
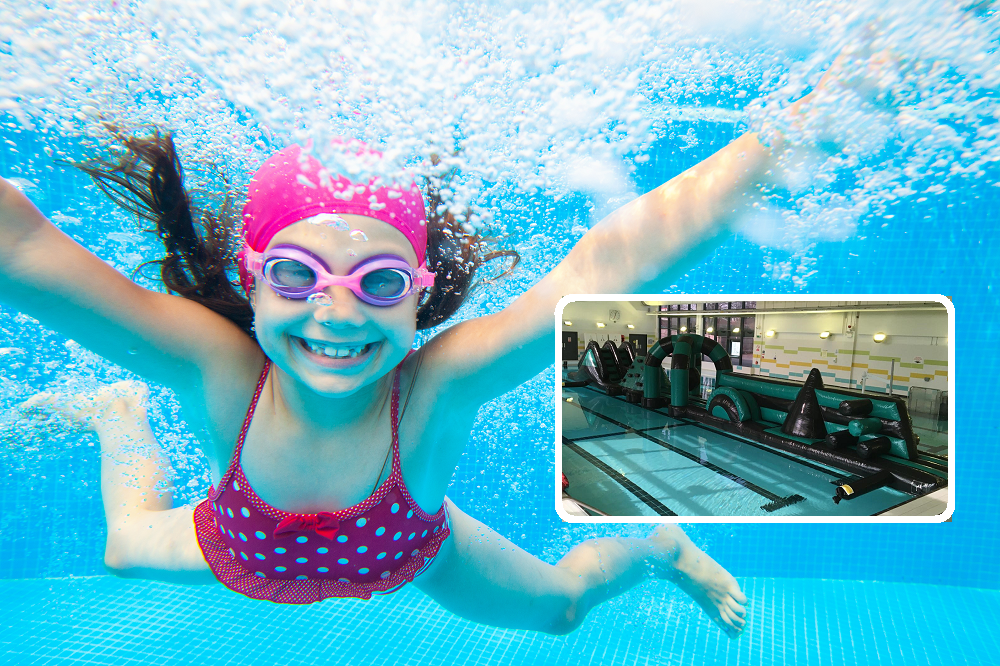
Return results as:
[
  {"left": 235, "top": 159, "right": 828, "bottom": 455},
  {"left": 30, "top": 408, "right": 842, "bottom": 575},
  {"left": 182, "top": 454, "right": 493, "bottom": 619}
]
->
[{"left": 781, "top": 368, "right": 828, "bottom": 440}]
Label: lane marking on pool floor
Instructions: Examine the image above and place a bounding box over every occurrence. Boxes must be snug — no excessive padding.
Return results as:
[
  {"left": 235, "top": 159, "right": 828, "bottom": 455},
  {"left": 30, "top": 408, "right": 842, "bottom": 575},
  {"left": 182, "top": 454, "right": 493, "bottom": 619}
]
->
[
  {"left": 562, "top": 437, "right": 677, "bottom": 517},
  {"left": 564, "top": 398, "right": 805, "bottom": 512}
]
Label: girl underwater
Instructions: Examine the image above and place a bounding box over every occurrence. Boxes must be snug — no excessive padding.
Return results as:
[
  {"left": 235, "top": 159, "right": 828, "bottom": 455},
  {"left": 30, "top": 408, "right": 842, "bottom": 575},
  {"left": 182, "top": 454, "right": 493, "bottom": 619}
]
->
[{"left": 0, "top": 80, "right": 834, "bottom": 633}]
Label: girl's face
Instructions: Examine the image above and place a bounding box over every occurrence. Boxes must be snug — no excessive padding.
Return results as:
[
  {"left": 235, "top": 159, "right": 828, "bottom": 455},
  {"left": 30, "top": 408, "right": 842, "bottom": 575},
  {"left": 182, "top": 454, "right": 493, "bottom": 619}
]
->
[{"left": 252, "top": 214, "right": 420, "bottom": 398}]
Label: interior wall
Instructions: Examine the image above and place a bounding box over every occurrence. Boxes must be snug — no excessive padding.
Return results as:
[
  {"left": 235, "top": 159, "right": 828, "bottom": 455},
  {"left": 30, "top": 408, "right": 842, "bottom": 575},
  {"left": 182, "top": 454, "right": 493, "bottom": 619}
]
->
[
  {"left": 561, "top": 300, "right": 658, "bottom": 358},
  {"left": 753, "top": 302, "right": 949, "bottom": 395}
]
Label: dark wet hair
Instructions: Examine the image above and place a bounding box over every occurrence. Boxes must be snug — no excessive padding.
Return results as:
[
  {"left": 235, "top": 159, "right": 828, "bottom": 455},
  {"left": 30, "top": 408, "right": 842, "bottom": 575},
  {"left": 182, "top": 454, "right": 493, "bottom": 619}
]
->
[{"left": 74, "top": 129, "right": 519, "bottom": 336}]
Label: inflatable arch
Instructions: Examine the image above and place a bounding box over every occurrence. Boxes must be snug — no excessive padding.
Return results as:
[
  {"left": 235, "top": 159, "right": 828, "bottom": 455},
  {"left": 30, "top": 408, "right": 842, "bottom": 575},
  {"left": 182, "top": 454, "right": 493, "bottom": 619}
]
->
[{"left": 641, "top": 334, "right": 732, "bottom": 409}]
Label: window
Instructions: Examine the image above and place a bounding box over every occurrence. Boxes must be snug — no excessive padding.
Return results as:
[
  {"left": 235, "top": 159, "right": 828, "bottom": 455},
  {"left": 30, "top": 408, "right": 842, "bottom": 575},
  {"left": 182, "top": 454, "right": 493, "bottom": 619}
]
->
[
  {"left": 701, "top": 301, "right": 756, "bottom": 367},
  {"left": 658, "top": 304, "right": 697, "bottom": 341}
]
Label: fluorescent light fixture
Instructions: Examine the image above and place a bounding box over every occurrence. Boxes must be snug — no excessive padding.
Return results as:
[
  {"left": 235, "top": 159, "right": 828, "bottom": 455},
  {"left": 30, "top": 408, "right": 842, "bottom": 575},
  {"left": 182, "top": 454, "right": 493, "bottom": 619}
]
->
[
  {"left": 765, "top": 329, "right": 776, "bottom": 338},
  {"left": 596, "top": 322, "right": 606, "bottom": 328},
  {"left": 626, "top": 324, "right": 635, "bottom": 329},
  {"left": 819, "top": 331, "right": 831, "bottom": 339},
  {"left": 873, "top": 332, "right": 887, "bottom": 343},
  {"left": 564, "top": 320, "right": 572, "bottom": 326}
]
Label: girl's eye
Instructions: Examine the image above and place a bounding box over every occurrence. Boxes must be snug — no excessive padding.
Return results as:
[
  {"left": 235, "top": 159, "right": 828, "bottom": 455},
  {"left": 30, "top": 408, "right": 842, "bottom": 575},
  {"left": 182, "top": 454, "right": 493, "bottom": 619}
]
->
[
  {"left": 360, "top": 268, "right": 409, "bottom": 298},
  {"left": 266, "top": 259, "right": 316, "bottom": 288}
]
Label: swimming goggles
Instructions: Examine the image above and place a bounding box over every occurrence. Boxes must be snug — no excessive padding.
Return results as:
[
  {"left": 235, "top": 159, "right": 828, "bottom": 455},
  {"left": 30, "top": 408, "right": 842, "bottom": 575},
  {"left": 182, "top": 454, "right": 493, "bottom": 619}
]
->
[{"left": 243, "top": 244, "right": 436, "bottom": 306}]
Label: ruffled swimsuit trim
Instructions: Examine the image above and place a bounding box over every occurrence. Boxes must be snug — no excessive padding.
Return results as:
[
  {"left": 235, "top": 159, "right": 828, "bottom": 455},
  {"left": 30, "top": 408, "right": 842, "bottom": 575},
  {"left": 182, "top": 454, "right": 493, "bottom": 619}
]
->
[{"left": 193, "top": 360, "right": 450, "bottom": 604}]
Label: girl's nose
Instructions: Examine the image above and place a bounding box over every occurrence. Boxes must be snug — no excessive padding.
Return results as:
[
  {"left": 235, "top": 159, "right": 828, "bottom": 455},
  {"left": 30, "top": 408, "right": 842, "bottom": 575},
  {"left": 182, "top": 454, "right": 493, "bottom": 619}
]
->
[{"left": 311, "top": 286, "right": 366, "bottom": 328}]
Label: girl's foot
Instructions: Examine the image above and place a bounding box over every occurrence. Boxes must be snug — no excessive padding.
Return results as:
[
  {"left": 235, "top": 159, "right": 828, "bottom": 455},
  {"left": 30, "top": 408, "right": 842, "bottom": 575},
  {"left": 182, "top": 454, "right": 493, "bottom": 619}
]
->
[
  {"left": 648, "top": 524, "right": 748, "bottom": 638},
  {"left": 19, "top": 381, "right": 149, "bottom": 432}
]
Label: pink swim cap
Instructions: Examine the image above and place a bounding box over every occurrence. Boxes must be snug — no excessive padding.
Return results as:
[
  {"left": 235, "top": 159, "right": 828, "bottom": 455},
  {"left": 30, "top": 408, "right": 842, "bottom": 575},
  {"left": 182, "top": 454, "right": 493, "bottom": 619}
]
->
[{"left": 238, "top": 142, "right": 429, "bottom": 293}]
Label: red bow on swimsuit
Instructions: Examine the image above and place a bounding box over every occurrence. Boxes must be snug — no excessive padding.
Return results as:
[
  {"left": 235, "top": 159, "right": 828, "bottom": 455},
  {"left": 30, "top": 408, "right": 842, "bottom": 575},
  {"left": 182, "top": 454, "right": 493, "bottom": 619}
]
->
[{"left": 273, "top": 512, "right": 341, "bottom": 540}]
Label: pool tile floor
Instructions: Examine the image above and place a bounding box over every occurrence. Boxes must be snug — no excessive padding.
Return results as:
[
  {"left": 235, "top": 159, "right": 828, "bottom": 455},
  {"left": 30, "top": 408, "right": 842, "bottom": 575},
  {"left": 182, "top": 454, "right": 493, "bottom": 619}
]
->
[{"left": 0, "top": 576, "right": 994, "bottom": 666}]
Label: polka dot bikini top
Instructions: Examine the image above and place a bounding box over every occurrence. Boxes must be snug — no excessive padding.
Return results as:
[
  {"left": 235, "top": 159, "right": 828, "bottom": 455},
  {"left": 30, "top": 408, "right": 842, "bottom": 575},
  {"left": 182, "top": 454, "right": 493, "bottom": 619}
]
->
[{"left": 192, "top": 361, "right": 450, "bottom": 604}]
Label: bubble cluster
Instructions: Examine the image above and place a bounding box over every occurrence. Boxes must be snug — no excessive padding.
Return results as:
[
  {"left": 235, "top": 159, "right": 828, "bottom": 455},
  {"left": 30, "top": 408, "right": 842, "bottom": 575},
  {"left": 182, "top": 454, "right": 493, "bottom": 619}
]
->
[{"left": 1, "top": 1, "right": 997, "bottom": 284}]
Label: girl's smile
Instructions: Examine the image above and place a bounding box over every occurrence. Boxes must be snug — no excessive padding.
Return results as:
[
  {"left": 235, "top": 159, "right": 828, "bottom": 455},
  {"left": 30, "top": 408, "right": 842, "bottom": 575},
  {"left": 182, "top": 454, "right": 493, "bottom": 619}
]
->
[{"left": 293, "top": 336, "right": 378, "bottom": 369}]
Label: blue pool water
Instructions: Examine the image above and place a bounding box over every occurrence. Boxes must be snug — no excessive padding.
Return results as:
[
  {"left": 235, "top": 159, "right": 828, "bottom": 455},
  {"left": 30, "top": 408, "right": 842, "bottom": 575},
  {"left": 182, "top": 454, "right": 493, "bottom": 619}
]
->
[{"left": 1, "top": 2, "right": 999, "bottom": 664}]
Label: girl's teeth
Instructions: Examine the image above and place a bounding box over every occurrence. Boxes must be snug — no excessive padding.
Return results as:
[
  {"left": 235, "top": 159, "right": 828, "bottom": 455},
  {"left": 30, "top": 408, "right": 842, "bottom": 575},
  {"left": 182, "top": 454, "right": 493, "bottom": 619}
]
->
[{"left": 305, "top": 341, "right": 368, "bottom": 358}]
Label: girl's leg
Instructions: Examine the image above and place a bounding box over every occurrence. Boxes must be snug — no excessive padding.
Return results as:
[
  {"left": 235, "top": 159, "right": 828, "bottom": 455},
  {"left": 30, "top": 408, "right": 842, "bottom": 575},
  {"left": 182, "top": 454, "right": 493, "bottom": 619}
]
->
[
  {"left": 414, "top": 500, "right": 747, "bottom": 637},
  {"left": 22, "top": 383, "right": 213, "bottom": 584}
]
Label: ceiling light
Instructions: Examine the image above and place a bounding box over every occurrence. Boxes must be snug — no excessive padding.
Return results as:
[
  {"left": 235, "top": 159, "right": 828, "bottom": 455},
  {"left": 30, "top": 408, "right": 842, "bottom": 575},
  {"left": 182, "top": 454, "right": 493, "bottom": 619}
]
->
[
  {"left": 706, "top": 326, "right": 714, "bottom": 334},
  {"left": 627, "top": 324, "right": 635, "bottom": 329},
  {"left": 680, "top": 326, "right": 687, "bottom": 332},
  {"left": 732, "top": 327, "right": 740, "bottom": 334},
  {"left": 596, "top": 322, "right": 605, "bottom": 328},
  {"left": 564, "top": 320, "right": 572, "bottom": 326}
]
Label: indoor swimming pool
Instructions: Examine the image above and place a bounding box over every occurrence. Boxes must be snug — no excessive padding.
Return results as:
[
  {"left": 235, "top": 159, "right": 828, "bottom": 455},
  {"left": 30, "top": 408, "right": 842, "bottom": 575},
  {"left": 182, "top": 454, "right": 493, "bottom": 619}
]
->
[
  {"left": 1, "top": 1, "right": 998, "bottom": 664},
  {"left": 561, "top": 385, "right": 948, "bottom": 517}
]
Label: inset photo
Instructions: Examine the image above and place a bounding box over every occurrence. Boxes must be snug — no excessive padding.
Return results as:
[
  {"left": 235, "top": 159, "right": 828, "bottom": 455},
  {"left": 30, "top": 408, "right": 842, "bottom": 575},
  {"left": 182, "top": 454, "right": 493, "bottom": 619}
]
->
[{"left": 557, "top": 296, "right": 953, "bottom": 522}]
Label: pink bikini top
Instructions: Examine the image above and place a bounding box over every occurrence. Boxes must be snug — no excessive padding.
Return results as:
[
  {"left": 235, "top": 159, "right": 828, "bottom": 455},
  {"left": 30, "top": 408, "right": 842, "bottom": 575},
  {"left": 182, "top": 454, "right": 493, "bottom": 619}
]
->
[{"left": 193, "top": 361, "right": 450, "bottom": 604}]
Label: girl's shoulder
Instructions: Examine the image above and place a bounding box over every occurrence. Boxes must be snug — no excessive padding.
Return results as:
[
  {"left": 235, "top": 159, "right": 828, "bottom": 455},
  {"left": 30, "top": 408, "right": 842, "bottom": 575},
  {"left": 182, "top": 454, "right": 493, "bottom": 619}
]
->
[{"left": 186, "top": 345, "right": 269, "bottom": 476}]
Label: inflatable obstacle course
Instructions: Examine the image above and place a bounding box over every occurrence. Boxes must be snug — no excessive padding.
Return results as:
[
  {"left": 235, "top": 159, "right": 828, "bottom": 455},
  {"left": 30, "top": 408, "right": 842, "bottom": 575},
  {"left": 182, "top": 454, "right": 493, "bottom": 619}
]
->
[
  {"left": 638, "top": 334, "right": 730, "bottom": 409},
  {"left": 631, "top": 334, "right": 944, "bottom": 501},
  {"left": 562, "top": 340, "right": 635, "bottom": 394},
  {"left": 620, "top": 354, "right": 670, "bottom": 404},
  {"left": 563, "top": 340, "right": 624, "bottom": 395}
]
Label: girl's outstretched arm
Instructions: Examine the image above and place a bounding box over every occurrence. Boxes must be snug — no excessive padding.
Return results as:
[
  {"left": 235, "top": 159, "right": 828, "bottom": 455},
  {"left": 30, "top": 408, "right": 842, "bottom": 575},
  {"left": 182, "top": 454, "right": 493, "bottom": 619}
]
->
[
  {"left": 419, "top": 131, "right": 773, "bottom": 406},
  {"left": 0, "top": 180, "right": 263, "bottom": 439}
]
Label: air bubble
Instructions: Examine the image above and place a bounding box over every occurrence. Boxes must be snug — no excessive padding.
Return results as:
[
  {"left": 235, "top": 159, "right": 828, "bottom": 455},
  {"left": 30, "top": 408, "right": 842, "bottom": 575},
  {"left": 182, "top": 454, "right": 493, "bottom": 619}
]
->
[
  {"left": 307, "top": 293, "right": 334, "bottom": 306},
  {"left": 307, "top": 214, "right": 349, "bottom": 231},
  {"left": 349, "top": 230, "right": 368, "bottom": 242}
]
